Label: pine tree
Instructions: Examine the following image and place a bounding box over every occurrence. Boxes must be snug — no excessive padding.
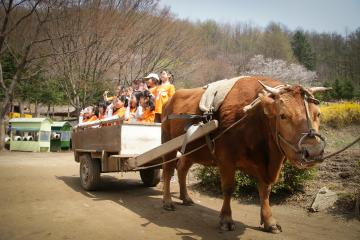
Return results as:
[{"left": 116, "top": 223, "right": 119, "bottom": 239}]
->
[
  {"left": 332, "top": 79, "right": 342, "bottom": 99},
  {"left": 341, "top": 79, "right": 354, "bottom": 100},
  {"left": 291, "top": 31, "right": 316, "bottom": 70},
  {"left": 316, "top": 81, "right": 332, "bottom": 101}
]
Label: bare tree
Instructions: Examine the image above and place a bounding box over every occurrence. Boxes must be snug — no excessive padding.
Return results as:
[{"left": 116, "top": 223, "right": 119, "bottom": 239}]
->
[
  {"left": 0, "top": 0, "right": 66, "bottom": 150},
  {"left": 117, "top": 12, "right": 199, "bottom": 85},
  {"left": 48, "top": 1, "right": 198, "bottom": 112},
  {"left": 47, "top": 0, "right": 159, "bottom": 112}
]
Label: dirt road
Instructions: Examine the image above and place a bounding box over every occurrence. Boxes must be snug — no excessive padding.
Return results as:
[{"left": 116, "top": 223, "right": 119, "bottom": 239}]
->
[{"left": 0, "top": 152, "right": 359, "bottom": 240}]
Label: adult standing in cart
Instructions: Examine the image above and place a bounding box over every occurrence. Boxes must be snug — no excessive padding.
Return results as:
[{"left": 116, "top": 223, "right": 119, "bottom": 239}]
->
[
  {"left": 144, "top": 73, "right": 160, "bottom": 98},
  {"left": 154, "top": 70, "right": 175, "bottom": 123}
]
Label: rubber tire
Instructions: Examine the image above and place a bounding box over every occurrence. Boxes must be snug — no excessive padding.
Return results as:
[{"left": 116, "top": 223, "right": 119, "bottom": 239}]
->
[
  {"left": 140, "top": 168, "right": 161, "bottom": 187},
  {"left": 79, "top": 154, "right": 101, "bottom": 191}
]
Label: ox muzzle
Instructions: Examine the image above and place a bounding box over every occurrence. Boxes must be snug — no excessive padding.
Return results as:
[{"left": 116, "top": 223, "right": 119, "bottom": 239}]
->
[{"left": 279, "top": 128, "right": 326, "bottom": 166}]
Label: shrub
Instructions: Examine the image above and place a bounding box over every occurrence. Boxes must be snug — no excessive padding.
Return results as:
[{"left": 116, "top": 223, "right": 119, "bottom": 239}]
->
[
  {"left": 195, "top": 162, "right": 316, "bottom": 196},
  {"left": 271, "top": 162, "right": 316, "bottom": 193},
  {"left": 195, "top": 166, "right": 222, "bottom": 193},
  {"left": 320, "top": 102, "right": 360, "bottom": 128}
]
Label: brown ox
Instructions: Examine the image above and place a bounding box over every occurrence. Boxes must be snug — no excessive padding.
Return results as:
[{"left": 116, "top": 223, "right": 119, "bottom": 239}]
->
[{"left": 161, "top": 76, "right": 327, "bottom": 233}]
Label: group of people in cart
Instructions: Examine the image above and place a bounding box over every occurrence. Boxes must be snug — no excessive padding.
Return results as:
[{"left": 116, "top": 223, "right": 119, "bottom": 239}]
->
[{"left": 79, "top": 69, "right": 175, "bottom": 124}]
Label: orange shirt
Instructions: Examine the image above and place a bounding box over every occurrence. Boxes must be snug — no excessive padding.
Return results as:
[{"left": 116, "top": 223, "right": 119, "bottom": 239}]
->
[
  {"left": 154, "top": 83, "right": 175, "bottom": 114},
  {"left": 113, "top": 107, "right": 125, "bottom": 118},
  {"left": 137, "top": 108, "right": 155, "bottom": 123},
  {"left": 149, "top": 87, "right": 157, "bottom": 97},
  {"left": 83, "top": 115, "right": 98, "bottom": 122}
]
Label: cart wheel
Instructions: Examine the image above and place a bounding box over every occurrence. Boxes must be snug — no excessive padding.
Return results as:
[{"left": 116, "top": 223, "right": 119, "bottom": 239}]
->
[
  {"left": 79, "top": 154, "right": 101, "bottom": 191},
  {"left": 140, "top": 168, "right": 160, "bottom": 187}
]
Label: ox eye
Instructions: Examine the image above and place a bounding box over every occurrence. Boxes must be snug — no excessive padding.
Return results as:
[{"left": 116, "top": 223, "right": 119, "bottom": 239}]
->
[
  {"left": 317, "top": 112, "right": 321, "bottom": 118},
  {"left": 280, "top": 114, "right": 286, "bottom": 120}
]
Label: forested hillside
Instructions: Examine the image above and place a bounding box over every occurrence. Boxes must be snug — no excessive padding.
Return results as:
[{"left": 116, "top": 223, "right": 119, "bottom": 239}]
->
[{"left": 1, "top": 0, "right": 359, "bottom": 117}]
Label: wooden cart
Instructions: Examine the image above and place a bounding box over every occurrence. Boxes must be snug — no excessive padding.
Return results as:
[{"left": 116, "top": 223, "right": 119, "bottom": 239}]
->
[{"left": 72, "top": 118, "right": 218, "bottom": 190}]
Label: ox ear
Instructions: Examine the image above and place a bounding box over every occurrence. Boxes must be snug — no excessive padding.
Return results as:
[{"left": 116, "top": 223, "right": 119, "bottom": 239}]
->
[{"left": 259, "top": 93, "right": 276, "bottom": 116}]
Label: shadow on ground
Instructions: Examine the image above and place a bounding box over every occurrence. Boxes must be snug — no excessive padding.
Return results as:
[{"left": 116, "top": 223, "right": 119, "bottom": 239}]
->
[
  {"left": 189, "top": 183, "right": 298, "bottom": 205},
  {"left": 56, "top": 175, "right": 264, "bottom": 240},
  {"left": 327, "top": 195, "right": 358, "bottom": 220}
]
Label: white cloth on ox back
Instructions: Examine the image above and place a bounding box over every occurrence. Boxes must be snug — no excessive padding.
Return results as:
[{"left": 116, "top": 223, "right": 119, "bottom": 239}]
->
[{"left": 199, "top": 76, "right": 249, "bottom": 113}]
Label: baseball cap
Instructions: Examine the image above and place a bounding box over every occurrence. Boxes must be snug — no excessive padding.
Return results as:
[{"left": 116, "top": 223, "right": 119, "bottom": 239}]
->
[{"left": 144, "top": 73, "right": 159, "bottom": 81}]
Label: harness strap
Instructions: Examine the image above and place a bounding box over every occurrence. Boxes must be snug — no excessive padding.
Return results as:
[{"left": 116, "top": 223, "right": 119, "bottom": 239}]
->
[
  {"left": 163, "top": 113, "right": 210, "bottom": 122},
  {"left": 278, "top": 134, "right": 301, "bottom": 153},
  {"left": 274, "top": 96, "right": 287, "bottom": 157},
  {"left": 303, "top": 94, "right": 314, "bottom": 131},
  {"left": 205, "top": 134, "right": 216, "bottom": 155}
]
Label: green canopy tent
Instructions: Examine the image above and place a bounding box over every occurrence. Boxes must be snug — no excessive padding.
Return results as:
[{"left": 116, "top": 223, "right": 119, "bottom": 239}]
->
[
  {"left": 50, "top": 121, "right": 72, "bottom": 152},
  {"left": 9, "top": 118, "right": 53, "bottom": 152}
]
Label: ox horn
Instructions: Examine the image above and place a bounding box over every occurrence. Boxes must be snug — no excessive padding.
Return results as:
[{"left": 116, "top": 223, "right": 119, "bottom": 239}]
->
[
  {"left": 258, "top": 80, "right": 281, "bottom": 95},
  {"left": 309, "top": 87, "right": 332, "bottom": 94}
]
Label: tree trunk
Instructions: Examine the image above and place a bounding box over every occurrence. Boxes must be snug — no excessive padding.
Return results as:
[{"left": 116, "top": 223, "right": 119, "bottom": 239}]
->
[
  {"left": 52, "top": 105, "right": 55, "bottom": 119},
  {"left": 47, "top": 104, "right": 50, "bottom": 117},
  {"left": 356, "top": 190, "right": 360, "bottom": 221},
  {"left": 34, "top": 100, "right": 39, "bottom": 117},
  {"left": 0, "top": 118, "right": 5, "bottom": 151},
  {"left": 74, "top": 95, "right": 81, "bottom": 116},
  {"left": 19, "top": 101, "right": 23, "bottom": 115},
  {"left": 0, "top": 91, "right": 13, "bottom": 120}
]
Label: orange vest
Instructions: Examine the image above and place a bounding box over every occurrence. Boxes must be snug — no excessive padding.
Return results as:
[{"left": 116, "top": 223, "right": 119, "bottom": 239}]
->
[{"left": 154, "top": 83, "right": 175, "bottom": 114}]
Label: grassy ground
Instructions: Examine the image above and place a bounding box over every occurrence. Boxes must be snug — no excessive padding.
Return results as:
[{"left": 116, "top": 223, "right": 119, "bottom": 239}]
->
[{"left": 320, "top": 124, "right": 360, "bottom": 151}]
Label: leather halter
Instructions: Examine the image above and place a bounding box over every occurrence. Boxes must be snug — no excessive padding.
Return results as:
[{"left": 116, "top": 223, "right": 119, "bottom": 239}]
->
[{"left": 272, "top": 89, "right": 326, "bottom": 166}]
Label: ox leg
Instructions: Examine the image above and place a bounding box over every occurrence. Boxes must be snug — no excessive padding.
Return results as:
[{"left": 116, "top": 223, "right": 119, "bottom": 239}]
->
[
  {"left": 162, "top": 152, "right": 177, "bottom": 211},
  {"left": 258, "top": 182, "right": 282, "bottom": 233},
  {"left": 177, "top": 157, "right": 194, "bottom": 205},
  {"left": 219, "top": 165, "right": 236, "bottom": 231}
]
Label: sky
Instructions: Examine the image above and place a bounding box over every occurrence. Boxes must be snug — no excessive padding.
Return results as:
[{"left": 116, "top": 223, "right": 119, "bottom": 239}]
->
[{"left": 159, "top": 0, "right": 360, "bottom": 34}]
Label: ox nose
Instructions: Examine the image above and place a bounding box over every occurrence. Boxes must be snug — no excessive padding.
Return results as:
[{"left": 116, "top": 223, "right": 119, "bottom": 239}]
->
[
  {"left": 303, "top": 149, "right": 310, "bottom": 159},
  {"left": 299, "top": 131, "right": 326, "bottom": 160},
  {"left": 302, "top": 145, "right": 325, "bottom": 159}
]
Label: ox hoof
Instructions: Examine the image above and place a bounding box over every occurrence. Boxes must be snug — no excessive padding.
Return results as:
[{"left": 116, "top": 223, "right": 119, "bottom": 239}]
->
[
  {"left": 220, "top": 222, "right": 235, "bottom": 231},
  {"left": 181, "top": 197, "right": 194, "bottom": 206},
  {"left": 163, "top": 202, "right": 176, "bottom": 211},
  {"left": 264, "top": 224, "right": 282, "bottom": 234}
]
